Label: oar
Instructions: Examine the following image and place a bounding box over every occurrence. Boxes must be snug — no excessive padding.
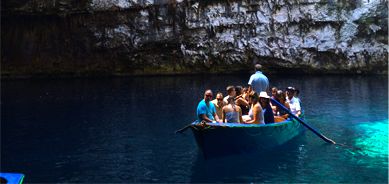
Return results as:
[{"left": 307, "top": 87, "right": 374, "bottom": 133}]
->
[
  {"left": 270, "top": 98, "right": 336, "bottom": 144},
  {"left": 175, "top": 121, "right": 208, "bottom": 134},
  {"left": 175, "top": 123, "right": 193, "bottom": 134}
]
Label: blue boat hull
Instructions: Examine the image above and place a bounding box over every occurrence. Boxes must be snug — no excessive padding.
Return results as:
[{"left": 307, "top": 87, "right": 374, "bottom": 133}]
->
[
  {"left": 0, "top": 173, "right": 24, "bottom": 184},
  {"left": 190, "top": 120, "right": 306, "bottom": 158}
]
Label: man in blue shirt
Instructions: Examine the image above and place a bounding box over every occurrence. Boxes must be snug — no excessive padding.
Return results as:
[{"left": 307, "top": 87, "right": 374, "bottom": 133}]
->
[
  {"left": 248, "top": 64, "right": 269, "bottom": 93},
  {"left": 197, "top": 89, "right": 221, "bottom": 123}
]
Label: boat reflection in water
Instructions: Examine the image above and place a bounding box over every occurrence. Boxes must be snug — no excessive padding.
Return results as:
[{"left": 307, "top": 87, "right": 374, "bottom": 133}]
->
[{"left": 189, "top": 132, "right": 308, "bottom": 183}]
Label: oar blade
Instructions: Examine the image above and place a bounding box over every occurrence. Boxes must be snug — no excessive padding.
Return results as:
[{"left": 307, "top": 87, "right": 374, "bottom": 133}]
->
[{"left": 175, "top": 124, "right": 192, "bottom": 134}]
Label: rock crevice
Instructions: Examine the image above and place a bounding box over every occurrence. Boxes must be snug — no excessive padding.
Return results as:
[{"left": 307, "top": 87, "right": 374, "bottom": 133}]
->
[{"left": 2, "top": 0, "right": 388, "bottom": 76}]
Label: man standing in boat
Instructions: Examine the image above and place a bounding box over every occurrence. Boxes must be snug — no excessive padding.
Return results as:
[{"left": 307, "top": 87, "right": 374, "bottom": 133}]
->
[
  {"left": 197, "top": 89, "right": 221, "bottom": 123},
  {"left": 248, "top": 64, "right": 269, "bottom": 93}
]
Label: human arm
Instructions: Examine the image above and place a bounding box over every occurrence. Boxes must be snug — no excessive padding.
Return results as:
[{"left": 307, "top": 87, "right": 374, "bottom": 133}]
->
[
  {"left": 271, "top": 102, "right": 277, "bottom": 114},
  {"left": 236, "top": 97, "right": 249, "bottom": 107},
  {"left": 245, "top": 104, "right": 263, "bottom": 124},
  {"left": 294, "top": 100, "right": 302, "bottom": 117},
  {"left": 222, "top": 108, "right": 226, "bottom": 123},
  {"left": 214, "top": 112, "right": 222, "bottom": 122},
  {"left": 200, "top": 114, "right": 213, "bottom": 122},
  {"left": 281, "top": 114, "right": 289, "bottom": 119},
  {"left": 238, "top": 107, "right": 243, "bottom": 123},
  {"left": 242, "top": 93, "right": 249, "bottom": 101},
  {"left": 210, "top": 103, "right": 220, "bottom": 122},
  {"left": 197, "top": 102, "right": 214, "bottom": 122},
  {"left": 295, "top": 110, "right": 301, "bottom": 117},
  {"left": 280, "top": 101, "right": 291, "bottom": 118},
  {"left": 284, "top": 102, "right": 291, "bottom": 110},
  {"left": 248, "top": 85, "right": 253, "bottom": 94},
  {"left": 248, "top": 75, "right": 253, "bottom": 86},
  {"left": 252, "top": 105, "right": 262, "bottom": 124}
]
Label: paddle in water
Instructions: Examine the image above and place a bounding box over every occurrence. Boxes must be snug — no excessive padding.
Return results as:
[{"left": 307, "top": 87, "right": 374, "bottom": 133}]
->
[
  {"left": 175, "top": 123, "right": 192, "bottom": 134},
  {"left": 270, "top": 98, "right": 336, "bottom": 144},
  {"left": 175, "top": 121, "right": 208, "bottom": 134}
]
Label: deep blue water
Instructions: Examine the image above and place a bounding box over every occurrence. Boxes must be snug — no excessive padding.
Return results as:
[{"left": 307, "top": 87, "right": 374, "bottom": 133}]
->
[{"left": 1, "top": 74, "right": 388, "bottom": 183}]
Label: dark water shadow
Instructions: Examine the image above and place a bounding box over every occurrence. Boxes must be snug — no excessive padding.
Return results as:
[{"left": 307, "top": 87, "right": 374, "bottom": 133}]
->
[{"left": 189, "top": 133, "right": 309, "bottom": 183}]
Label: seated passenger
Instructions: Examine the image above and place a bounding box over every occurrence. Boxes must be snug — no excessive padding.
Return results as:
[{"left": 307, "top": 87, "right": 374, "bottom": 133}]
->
[
  {"left": 275, "top": 90, "right": 290, "bottom": 117},
  {"left": 242, "top": 87, "right": 249, "bottom": 101},
  {"left": 222, "top": 97, "right": 243, "bottom": 123},
  {"left": 271, "top": 87, "right": 278, "bottom": 99},
  {"left": 211, "top": 92, "right": 226, "bottom": 120},
  {"left": 270, "top": 87, "right": 278, "bottom": 110},
  {"left": 259, "top": 91, "right": 275, "bottom": 124},
  {"left": 294, "top": 88, "right": 304, "bottom": 115},
  {"left": 294, "top": 88, "right": 303, "bottom": 107},
  {"left": 243, "top": 92, "right": 265, "bottom": 125},
  {"left": 286, "top": 87, "right": 301, "bottom": 117},
  {"left": 197, "top": 89, "right": 221, "bottom": 123},
  {"left": 234, "top": 86, "right": 250, "bottom": 115},
  {"left": 223, "top": 85, "right": 236, "bottom": 104}
]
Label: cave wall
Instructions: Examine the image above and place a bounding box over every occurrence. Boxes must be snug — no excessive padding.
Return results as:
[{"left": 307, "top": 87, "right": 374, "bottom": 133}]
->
[{"left": 1, "top": 0, "right": 388, "bottom": 76}]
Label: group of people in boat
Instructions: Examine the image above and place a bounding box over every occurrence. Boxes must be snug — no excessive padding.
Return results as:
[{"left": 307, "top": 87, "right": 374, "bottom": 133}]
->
[{"left": 196, "top": 64, "right": 302, "bottom": 124}]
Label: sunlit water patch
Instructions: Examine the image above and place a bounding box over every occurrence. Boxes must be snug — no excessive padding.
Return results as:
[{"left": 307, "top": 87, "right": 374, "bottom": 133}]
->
[
  {"left": 345, "top": 119, "right": 389, "bottom": 171},
  {"left": 354, "top": 119, "right": 388, "bottom": 157}
]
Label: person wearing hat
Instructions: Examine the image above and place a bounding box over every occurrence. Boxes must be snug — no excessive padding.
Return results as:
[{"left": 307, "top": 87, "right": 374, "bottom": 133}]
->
[
  {"left": 286, "top": 87, "right": 301, "bottom": 117},
  {"left": 259, "top": 91, "right": 275, "bottom": 124},
  {"left": 248, "top": 64, "right": 269, "bottom": 93}
]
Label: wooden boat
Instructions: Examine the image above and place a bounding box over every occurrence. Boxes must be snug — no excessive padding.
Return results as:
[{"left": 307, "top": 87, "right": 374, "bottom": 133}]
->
[
  {"left": 189, "top": 119, "right": 306, "bottom": 158},
  {"left": 180, "top": 99, "right": 335, "bottom": 158}
]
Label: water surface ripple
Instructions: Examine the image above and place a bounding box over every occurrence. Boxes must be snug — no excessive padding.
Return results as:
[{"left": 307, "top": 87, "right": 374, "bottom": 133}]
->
[{"left": 2, "top": 75, "right": 388, "bottom": 183}]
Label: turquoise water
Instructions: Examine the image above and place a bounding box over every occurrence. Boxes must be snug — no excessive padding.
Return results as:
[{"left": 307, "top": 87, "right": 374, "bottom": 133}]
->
[
  {"left": 354, "top": 120, "right": 388, "bottom": 158},
  {"left": 1, "top": 74, "right": 388, "bottom": 183}
]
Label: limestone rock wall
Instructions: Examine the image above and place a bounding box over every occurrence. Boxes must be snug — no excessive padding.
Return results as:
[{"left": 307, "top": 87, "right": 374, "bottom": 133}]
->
[{"left": 2, "top": 0, "right": 388, "bottom": 76}]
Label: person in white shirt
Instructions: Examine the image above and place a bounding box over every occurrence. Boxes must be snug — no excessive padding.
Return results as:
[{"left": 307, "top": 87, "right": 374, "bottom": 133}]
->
[{"left": 285, "top": 87, "right": 301, "bottom": 117}]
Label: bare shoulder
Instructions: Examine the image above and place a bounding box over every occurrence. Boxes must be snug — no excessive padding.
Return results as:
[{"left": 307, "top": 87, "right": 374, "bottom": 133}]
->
[{"left": 254, "top": 104, "right": 262, "bottom": 110}]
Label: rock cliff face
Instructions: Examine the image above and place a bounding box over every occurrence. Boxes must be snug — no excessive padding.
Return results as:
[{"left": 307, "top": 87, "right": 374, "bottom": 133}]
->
[{"left": 2, "top": 0, "right": 388, "bottom": 76}]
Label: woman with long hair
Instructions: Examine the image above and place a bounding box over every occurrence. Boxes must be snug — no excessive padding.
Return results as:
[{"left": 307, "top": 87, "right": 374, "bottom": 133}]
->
[
  {"left": 222, "top": 97, "right": 243, "bottom": 123},
  {"left": 243, "top": 92, "right": 265, "bottom": 125},
  {"left": 273, "top": 90, "right": 290, "bottom": 122},
  {"left": 234, "top": 86, "right": 250, "bottom": 115}
]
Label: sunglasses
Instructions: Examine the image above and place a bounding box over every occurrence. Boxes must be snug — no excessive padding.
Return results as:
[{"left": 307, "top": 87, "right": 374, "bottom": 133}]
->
[
  {"left": 217, "top": 98, "right": 223, "bottom": 101},
  {"left": 206, "top": 94, "right": 213, "bottom": 97}
]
